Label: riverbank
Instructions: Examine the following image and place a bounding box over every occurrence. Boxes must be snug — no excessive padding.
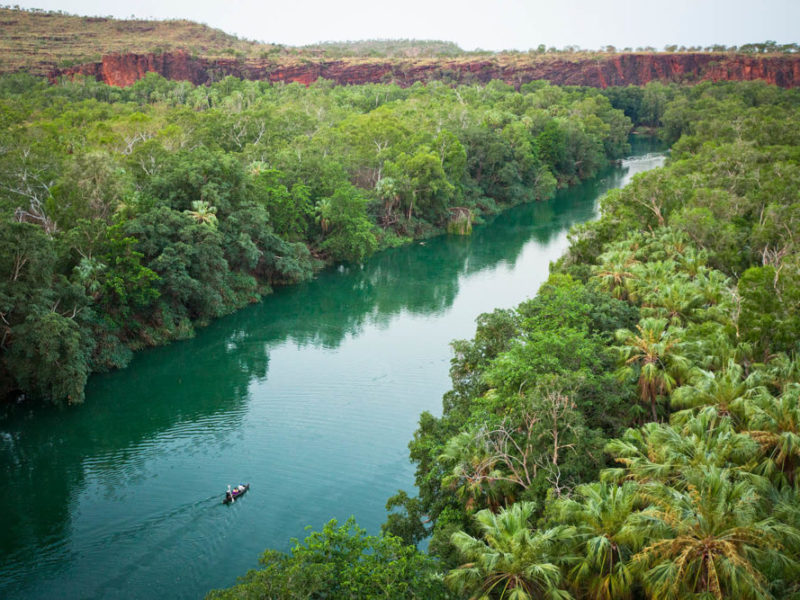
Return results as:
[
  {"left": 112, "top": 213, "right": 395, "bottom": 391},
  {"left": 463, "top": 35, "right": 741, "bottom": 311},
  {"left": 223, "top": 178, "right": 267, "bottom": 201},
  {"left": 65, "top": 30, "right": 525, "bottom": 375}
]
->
[{"left": 0, "top": 75, "right": 638, "bottom": 406}]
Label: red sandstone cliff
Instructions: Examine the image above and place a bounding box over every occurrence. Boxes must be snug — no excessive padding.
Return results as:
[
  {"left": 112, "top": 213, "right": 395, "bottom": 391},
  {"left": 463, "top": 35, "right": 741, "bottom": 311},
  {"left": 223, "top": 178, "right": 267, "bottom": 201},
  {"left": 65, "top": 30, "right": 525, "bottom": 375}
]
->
[{"left": 51, "top": 51, "right": 800, "bottom": 89}]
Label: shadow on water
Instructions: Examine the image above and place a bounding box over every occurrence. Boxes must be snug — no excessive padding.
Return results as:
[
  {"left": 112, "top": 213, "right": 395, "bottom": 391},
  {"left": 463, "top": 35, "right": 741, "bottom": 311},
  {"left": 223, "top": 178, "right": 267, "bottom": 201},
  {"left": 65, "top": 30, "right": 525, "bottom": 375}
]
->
[{"left": 0, "top": 137, "right": 665, "bottom": 598}]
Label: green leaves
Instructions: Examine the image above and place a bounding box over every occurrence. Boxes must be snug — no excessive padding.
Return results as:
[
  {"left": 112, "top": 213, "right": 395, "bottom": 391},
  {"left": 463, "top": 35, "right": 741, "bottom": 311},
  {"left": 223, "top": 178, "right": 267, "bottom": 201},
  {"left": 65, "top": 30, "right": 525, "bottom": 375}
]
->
[
  {"left": 317, "top": 186, "right": 377, "bottom": 263},
  {"left": 207, "top": 518, "right": 447, "bottom": 600},
  {"left": 399, "top": 80, "right": 800, "bottom": 600},
  {"left": 7, "top": 311, "right": 88, "bottom": 404},
  {"left": 447, "top": 502, "right": 575, "bottom": 600}
]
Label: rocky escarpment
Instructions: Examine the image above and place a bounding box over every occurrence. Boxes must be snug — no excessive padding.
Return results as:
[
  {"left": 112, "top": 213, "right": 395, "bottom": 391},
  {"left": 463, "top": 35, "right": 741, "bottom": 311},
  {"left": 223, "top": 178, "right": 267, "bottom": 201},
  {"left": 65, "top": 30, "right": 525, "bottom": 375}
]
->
[{"left": 50, "top": 51, "right": 800, "bottom": 89}]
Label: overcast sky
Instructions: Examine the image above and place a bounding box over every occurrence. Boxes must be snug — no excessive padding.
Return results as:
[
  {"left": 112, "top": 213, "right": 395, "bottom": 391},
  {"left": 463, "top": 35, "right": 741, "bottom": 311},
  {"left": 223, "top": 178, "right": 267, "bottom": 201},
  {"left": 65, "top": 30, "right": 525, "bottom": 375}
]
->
[{"left": 10, "top": 0, "right": 800, "bottom": 51}]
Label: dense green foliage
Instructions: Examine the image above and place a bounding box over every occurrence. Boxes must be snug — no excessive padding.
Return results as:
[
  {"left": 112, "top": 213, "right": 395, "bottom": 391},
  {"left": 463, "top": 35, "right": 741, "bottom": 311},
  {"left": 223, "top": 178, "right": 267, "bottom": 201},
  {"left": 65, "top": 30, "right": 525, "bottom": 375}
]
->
[
  {"left": 206, "top": 518, "right": 448, "bottom": 599},
  {"left": 7, "top": 70, "right": 800, "bottom": 598},
  {"left": 369, "top": 80, "right": 800, "bottom": 599},
  {"left": 206, "top": 79, "right": 800, "bottom": 599},
  {"left": 0, "top": 73, "right": 634, "bottom": 404}
]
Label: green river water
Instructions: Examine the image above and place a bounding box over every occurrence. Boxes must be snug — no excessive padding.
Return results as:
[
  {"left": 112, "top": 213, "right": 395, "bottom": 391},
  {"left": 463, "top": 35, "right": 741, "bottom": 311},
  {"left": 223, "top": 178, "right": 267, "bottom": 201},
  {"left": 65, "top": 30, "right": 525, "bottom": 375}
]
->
[{"left": 0, "top": 138, "right": 665, "bottom": 599}]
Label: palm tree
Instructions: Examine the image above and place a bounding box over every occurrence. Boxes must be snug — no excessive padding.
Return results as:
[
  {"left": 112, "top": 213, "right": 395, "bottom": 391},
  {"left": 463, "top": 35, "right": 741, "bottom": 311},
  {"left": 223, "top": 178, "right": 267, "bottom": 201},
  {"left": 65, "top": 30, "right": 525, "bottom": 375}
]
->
[
  {"left": 632, "top": 467, "right": 797, "bottom": 600},
  {"left": 446, "top": 502, "right": 575, "bottom": 600},
  {"left": 375, "top": 176, "right": 400, "bottom": 227},
  {"left": 640, "top": 281, "right": 704, "bottom": 325},
  {"left": 626, "top": 260, "right": 680, "bottom": 306},
  {"left": 670, "top": 359, "right": 756, "bottom": 425},
  {"left": 694, "top": 267, "right": 733, "bottom": 308},
  {"left": 314, "top": 198, "right": 332, "bottom": 235},
  {"left": 654, "top": 229, "right": 689, "bottom": 260},
  {"left": 184, "top": 200, "right": 218, "bottom": 226},
  {"left": 676, "top": 245, "right": 708, "bottom": 279},
  {"left": 592, "top": 248, "right": 639, "bottom": 301},
  {"left": 743, "top": 385, "right": 800, "bottom": 486},
  {"left": 756, "top": 353, "right": 800, "bottom": 394},
  {"left": 614, "top": 317, "right": 690, "bottom": 422},
  {"left": 604, "top": 412, "right": 760, "bottom": 488},
  {"left": 687, "top": 322, "right": 738, "bottom": 372},
  {"left": 558, "top": 481, "right": 642, "bottom": 600},
  {"left": 439, "top": 429, "right": 508, "bottom": 512}
]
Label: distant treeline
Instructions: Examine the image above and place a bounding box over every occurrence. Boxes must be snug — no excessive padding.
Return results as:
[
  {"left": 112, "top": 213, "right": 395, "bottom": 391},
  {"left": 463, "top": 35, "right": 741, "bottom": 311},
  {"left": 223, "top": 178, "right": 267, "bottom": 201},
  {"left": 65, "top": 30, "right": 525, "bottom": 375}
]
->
[{"left": 1, "top": 6, "right": 796, "bottom": 60}]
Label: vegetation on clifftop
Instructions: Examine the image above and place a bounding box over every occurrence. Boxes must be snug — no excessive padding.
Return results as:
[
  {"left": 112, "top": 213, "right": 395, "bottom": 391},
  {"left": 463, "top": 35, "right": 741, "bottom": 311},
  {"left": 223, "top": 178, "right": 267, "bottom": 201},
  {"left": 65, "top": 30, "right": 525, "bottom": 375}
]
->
[{"left": 1, "top": 6, "right": 797, "bottom": 78}]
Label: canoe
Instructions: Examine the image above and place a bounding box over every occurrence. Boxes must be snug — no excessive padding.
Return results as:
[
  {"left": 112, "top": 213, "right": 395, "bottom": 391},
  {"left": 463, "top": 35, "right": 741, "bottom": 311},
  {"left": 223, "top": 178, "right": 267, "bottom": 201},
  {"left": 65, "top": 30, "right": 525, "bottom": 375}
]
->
[{"left": 223, "top": 483, "right": 250, "bottom": 504}]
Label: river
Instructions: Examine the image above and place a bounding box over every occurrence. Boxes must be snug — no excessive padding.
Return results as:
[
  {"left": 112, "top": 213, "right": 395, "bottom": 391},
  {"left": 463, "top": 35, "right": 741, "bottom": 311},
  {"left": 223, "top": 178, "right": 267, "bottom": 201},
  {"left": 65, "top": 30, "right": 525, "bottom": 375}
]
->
[{"left": 0, "top": 138, "right": 665, "bottom": 599}]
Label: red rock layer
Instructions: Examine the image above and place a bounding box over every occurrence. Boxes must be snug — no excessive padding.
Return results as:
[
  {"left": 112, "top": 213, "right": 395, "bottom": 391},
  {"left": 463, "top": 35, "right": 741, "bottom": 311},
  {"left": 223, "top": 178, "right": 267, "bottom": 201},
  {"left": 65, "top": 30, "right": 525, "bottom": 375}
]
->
[{"left": 50, "top": 51, "right": 800, "bottom": 89}]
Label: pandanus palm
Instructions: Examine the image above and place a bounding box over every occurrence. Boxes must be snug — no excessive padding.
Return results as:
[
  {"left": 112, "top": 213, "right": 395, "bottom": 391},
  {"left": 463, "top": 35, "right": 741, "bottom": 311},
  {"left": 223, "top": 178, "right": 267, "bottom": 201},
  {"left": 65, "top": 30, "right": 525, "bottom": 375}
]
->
[
  {"left": 558, "top": 481, "right": 642, "bottom": 600},
  {"left": 632, "top": 467, "right": 798, "bottom": 600},
  {"left": 614, "top": 317, "right": 690, "bottom": 422},
  {"left": 447, "top": 501, "right": 574, "bottom": 600}
]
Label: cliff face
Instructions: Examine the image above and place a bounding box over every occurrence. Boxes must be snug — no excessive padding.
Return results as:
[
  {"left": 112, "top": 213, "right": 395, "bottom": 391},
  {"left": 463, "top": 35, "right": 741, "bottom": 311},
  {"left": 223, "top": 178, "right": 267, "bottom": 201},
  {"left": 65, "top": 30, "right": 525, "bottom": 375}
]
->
[{"left": 51, "top": 51, "right": 800, "bottom": 89}]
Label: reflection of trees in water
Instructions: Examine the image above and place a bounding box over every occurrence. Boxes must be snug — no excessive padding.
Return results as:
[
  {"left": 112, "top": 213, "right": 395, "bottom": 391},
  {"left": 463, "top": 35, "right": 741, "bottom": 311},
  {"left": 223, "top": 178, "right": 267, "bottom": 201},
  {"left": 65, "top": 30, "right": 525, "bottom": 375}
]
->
[
  {"left": 0, "top": 330, "right": 256, "bottom": 562},
  {"left": 247, "top": 182, "right": 609, "bottom": 351},
  {"left": 216, "top": 149, "right": 664, "bottom": 355}
]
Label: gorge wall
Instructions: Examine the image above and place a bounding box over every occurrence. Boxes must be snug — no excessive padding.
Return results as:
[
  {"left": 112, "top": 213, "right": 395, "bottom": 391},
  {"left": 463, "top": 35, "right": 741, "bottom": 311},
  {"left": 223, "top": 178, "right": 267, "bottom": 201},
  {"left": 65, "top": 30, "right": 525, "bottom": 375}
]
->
[{"left": 50, "top": 52, "right": 800, "bottom": 89}]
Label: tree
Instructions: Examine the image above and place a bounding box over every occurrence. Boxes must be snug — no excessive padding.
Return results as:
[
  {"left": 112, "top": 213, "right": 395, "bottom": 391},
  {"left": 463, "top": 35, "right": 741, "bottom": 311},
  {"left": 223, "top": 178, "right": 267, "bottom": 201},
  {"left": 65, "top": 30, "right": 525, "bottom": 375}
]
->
[
  {"left": 447, "top": 502, "right": 574, "bottom": 600},
  {"left": 317, "top": 186, "right": 378, "bottom": 263},
  {"left": 207, "top": 518, "right": 447, "bottom": 599},
  {"left": 592, "top": 246, "right": 640, "bottom": 301},
  {"left": 670, "top": 360, "right": 754, "bottom": 424},
  {"left": 386, "top": 147, "right": 455, "bottom": 223},
  {"left": 439, "top": 428, "right": 510, "bottom": 513},
  {"left": 738, "top": 265, "right": 800, "bottom": 357},
  {"left": 558, "top": 481, "right": 641, "bottom": 600},
  {"left": 184, "top": 200, "right": 218, "bottom": 227},
  {"left": 614, "top": 317, "right": 690, "bottom": 422},
  {"left": 6, "top": 311, "right": 88, "bottom": 404},
  {"left": 604, "top": 412, "right": 759, "bottom": 488},
  {"left": 632, "top": 467, "right": 797, "bottom": 600},
  {"left": 0, "top": 136, "right": 60, "bottom": 235},
  {"left": 744, "top": 385, "right": 800, "bottom": 486}
]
